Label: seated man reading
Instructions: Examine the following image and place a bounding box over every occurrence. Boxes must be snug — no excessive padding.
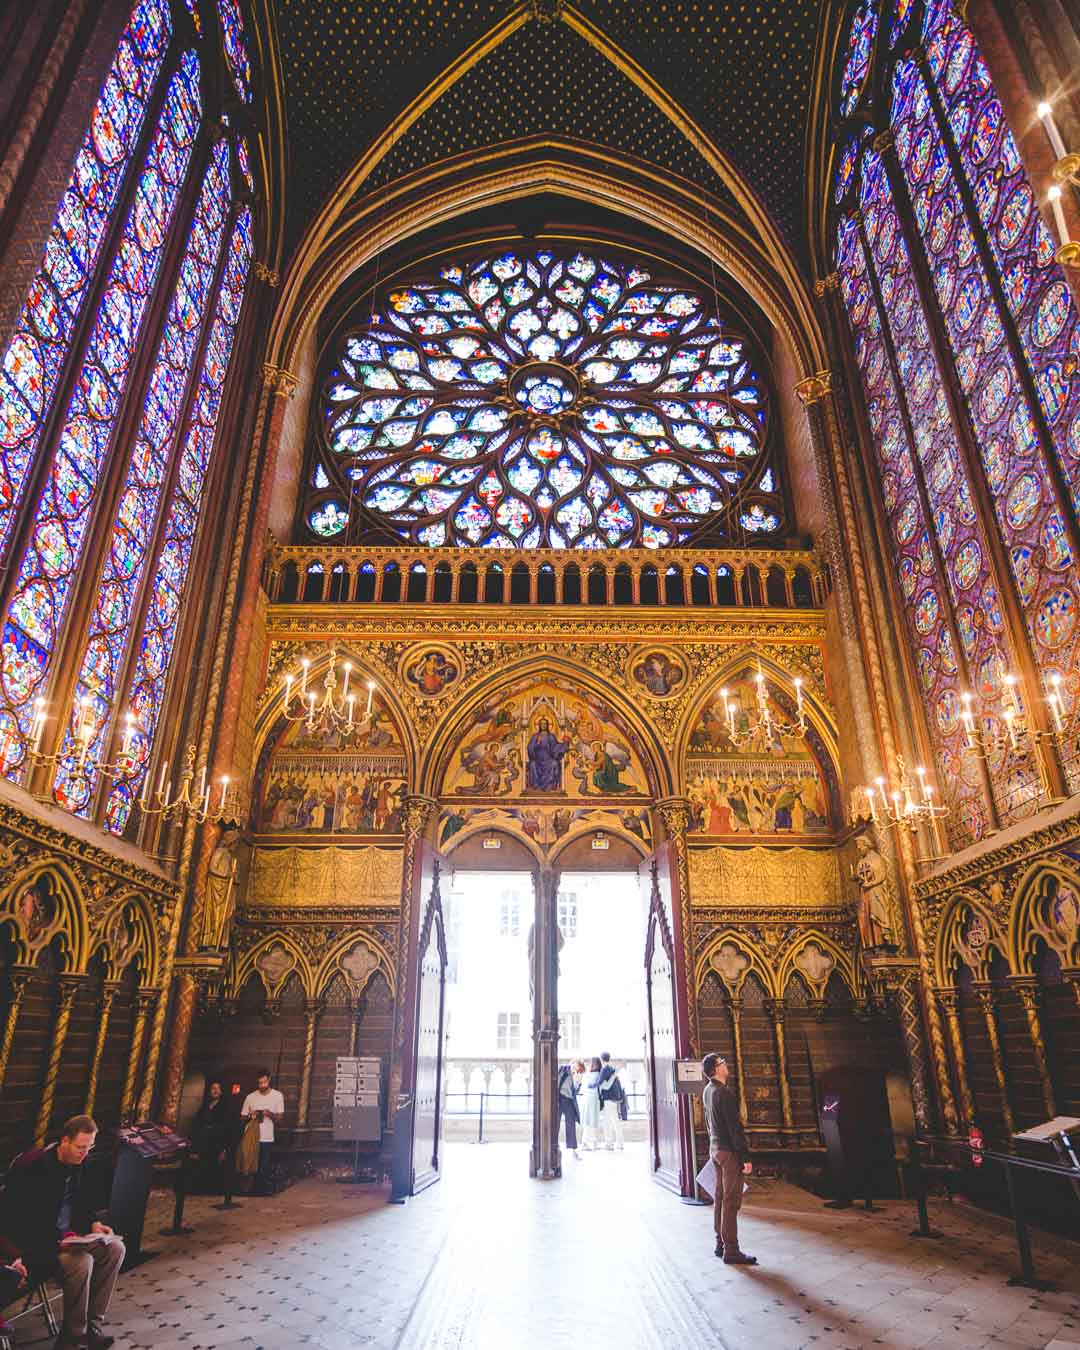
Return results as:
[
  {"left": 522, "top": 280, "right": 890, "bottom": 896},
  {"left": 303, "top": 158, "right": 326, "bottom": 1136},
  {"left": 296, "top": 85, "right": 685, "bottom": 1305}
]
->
[{"left": 0, "top": 1115, "right": 125, "bottom": 1350}]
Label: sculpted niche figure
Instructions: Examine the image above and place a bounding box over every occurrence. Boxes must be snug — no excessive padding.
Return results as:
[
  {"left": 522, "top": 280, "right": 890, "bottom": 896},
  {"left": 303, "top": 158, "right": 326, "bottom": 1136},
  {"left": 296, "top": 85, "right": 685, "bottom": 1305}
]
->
[
  {"left": 853, "top": 833, "right": 894, "bottom": 950},
  {"left": 200, "top": 826, "right": 242, "bottom": 950}
]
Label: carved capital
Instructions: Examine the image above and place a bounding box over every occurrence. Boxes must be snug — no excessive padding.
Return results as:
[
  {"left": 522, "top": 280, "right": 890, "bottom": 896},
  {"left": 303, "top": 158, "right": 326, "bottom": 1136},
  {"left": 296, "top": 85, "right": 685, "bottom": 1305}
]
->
[
  {"left": 303, "top": 999, "right": 325, "bottom": 1020},
  {"left": 763, "top": 997, "right": 786, "bottom": 1024},
  {"left": 55, "top": 974, "right": 86, "bottom": 1012},
  {"left": 655, "top": 796, "right": 691, "bottom": 841},
  {"left": 253, "top": 261, "right": 280, "bottom": 288},
  {"left": 1009, "top": 976, "right": 1042, "bottom": 1014},
  {"left": 262, "top": 363, "right": 298, "bottom": 398},
  {"left": 404, "top": 794, "right": 438, "bottom": 841},
  {"left": 934, "top": 986, "right": 961, "bottom": 1016},
  {"left": 134, "top": 988, "right": 160, "bottom": 1017},
  {"left": 808, "top": 997, "right": 828, "bottom": 1022},
  {"left": 972, "top": 981, "right": 998, "bottom": 1017},
  {"left": 793, "top": 370, "right": 833, "bottom": 406}
]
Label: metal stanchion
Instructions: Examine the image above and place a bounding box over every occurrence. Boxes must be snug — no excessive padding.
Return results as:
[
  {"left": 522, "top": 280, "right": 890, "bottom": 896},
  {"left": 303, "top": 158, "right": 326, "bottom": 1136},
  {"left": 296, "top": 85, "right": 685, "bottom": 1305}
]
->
[
  {"left": 908, "top": 1146, "right": 942, "bottom": 1239},
  {"left": 159, "top": 1155, "right": 194, "bottom": 1236},
  {"left": 477, "top": 1092, "right": 486, "bottom": 1144},
  {"left": 1004, "top": 1162, "right": 1053, "bottom": 1291},
  {"left": 213, "top": 1147, "right": 241, "bottom": 1211}
]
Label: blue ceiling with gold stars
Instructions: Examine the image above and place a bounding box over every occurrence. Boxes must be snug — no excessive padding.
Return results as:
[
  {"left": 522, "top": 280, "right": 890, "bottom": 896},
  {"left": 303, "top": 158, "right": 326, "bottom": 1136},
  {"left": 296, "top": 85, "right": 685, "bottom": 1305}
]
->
[{"left": 272, "top": 1, "right": 824, "bottom": 270}]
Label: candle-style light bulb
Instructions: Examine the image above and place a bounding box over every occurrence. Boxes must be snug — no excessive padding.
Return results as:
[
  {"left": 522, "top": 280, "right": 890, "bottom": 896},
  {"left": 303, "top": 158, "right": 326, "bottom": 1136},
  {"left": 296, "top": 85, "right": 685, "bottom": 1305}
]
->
[
  {"left": 219, "top": 775, "right": 229, "bottom": 811},
  {"left": 300, "top": 658, "right": 310, "bottom": 696},
  {"left": 285, "top": 673, "right": 293, "bottom": 711},
  {"left": 122, "top": 713, "right": 134, "bottom": 756},
  {"left": 1003, "top": 673, "right": 1021, "bottom": 714},
  {"left": 1038, "top": 100, "right": 1069, "bottom": 160},
  {"left": 342, "top": 662, "right": 352, "bottom": 703},
  {"left": 1048, "top": 184, "right": 1070, "bottom": 248},
  {"left": 1004, "top": 707, "right": 1018, "bottom": 749},
  {"left": 365, "top": 681, "right": 375, "bottom": 716},
  {"left": 347, "top": 694, "right": 355, "bottom": 730}
]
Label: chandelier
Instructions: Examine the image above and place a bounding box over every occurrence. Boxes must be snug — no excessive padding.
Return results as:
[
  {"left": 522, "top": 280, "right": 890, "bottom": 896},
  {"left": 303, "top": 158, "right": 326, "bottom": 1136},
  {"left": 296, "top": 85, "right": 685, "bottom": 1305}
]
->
[
  {"left": 28, "top": 698, "right": 243, "bottom": 824},
  {"left": 718, "top": 670, "right": 807, "bottom": 747},
  {"left": 851, "top": 757, "right": 949, "bottom": 833},
  {"left": 283, "top": 649, "right": 377, "bottom": 736}
]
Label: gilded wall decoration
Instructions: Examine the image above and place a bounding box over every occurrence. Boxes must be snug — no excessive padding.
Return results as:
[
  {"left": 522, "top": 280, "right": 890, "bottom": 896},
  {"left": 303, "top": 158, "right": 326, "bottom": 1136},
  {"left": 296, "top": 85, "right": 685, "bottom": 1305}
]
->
[
  {"left": 688, "top": 845, "right": 842, "bottom": 908},
  {"left": 628, "top": 649, "right": 687, "bottom": 700},
  {"left": 400, "top": 645, "right": 461, "bottom": 697},
  {"left": 439, "top": 802, "right": 652, "bottom": 855},
  {"left": 246, "top": 845, "right": 403, "bottom": 908},
  {"left": 255, "top": 693, "right": 407, "bottom": 836}
]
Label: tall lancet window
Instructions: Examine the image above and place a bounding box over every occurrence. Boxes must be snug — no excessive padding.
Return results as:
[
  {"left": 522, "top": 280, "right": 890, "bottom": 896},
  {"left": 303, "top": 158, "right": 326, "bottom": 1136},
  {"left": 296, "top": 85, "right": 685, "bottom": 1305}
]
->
[
  {"left": 831, "top": 0, "right": 1080, "bottom": 844},
  {"left": 0, "top": 0, "right": 256, "bottom": 837}
]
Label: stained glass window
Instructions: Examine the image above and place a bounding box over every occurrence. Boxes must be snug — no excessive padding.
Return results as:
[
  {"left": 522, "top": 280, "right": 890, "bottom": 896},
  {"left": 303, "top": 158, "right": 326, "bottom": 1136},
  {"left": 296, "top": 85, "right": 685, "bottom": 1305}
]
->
[
  {"left": 54, "top": 141, "right": 233, "bottom": 815},
  {"left": 104, "top": 206, "right": 252, "bottom": 834},
  {"left": 890, "top": 52, "right": 1080, "bottom": 785},
  {"left": 0, "top": 0, "right": 171, "bottom": 562},
  {"left": 315, "top": 250, "right": 783, "bottom": 549},
  {"left": 0, "top": 53, "right": 202, "bottom": 780},
  {"left": 216, "top": 0, "right": 252, "bottom": 102},
  {"left": 839, "top": 1, "right": 877, "bottom": 117}
]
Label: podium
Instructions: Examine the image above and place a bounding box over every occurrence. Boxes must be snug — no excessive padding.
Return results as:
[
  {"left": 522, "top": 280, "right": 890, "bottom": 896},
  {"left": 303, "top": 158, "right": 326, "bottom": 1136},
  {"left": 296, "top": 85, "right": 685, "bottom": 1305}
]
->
[
  {"left": 110, "top": 1124, "right": 189, "bottom": 1266},
  {"left": 333, "top": 1057, "right": 382, "bottom": 1183}
]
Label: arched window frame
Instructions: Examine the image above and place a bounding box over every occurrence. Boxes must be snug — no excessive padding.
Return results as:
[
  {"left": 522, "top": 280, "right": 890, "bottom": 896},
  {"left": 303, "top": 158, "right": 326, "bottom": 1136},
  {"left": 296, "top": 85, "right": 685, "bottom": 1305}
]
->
[
  {"left": 829, "top": 0, "right": 1080, "bottom": 846},
  {"left": 0, "top": 0, "right": 259, "bottom": 841},
  {"left": 303, "top": 246, "right": 790, "bottom": 551}
]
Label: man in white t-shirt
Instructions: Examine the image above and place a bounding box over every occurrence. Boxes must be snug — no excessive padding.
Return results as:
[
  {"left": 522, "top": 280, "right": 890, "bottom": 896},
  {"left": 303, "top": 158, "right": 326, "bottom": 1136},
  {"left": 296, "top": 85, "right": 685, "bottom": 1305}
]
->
[{"left": 241, "top": 1071, "right": 284, "bottom": 1195}]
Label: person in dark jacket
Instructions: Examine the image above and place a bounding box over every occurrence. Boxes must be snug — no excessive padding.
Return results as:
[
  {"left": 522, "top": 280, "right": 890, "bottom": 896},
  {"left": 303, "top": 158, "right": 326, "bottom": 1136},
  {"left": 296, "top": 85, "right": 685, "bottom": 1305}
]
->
[
  {"left": 596, "top": 1052, "right": 626, "bottom": 1150},
  {"left": 0, "top": 1115, "right": 125, "bottom": 1350},
  {"left": 702, "top": 1052, "right": 755, "bottom": 1265},
  {"left": 556, "top": 1061, "right": 584, "bottom": 1159},
  {"left": 191, "top": 1080, "right": 237, "bottom": 1193}
]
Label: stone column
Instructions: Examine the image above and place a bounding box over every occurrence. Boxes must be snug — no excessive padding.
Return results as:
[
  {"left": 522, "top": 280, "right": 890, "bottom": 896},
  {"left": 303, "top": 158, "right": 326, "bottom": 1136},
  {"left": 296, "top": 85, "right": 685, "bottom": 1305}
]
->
[
  {"left": 765, "top": 998, "right": 795, "bottom": 1133},
  {"left": 34, "top": 976, "right": 83, "bottom": 1144},
  {"left": 866, "top": 957, "right": 934, "bottom": 1133},
  {"left": 973, "top": 983, "right": 1015, "bottom": 1135},
  {"left": 120, "top": 990, "right": 158, "bottom": 1122},
  {"left": 160, "top": 956, "right": 224, "bottom": 1124},
  {"left": 389, "top": 795, "right": 438, "bottom": 1107},
  {"left": 0, "top": 966, "right": 33, "bottom": 1091},
  {"left": 83, "top": 983, "right": 120, "bottom": 1117},
  {"left": 728, "top": 995, "right": 749, "bottom": 1128},
  {"left": 531, "top": 866, "right": 560, "bottom": 1180},
  {"left": 1011, "top": 977, "right": 1057, "bottom": 1119},
  {"left": 935, "top": 987, "right": 975, "bottom": 1127},
  {"left": 655, "top": 798, "right": 699, "bottom": 1056},
  {"left": 297, "top": 1000, "right": 323, "bottom": 1129}
]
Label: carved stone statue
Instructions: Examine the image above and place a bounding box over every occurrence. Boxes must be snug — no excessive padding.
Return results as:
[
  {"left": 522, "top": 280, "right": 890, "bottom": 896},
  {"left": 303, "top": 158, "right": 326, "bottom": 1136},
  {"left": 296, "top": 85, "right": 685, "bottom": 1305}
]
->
[
  {"left": 200, "top": 827, "right": 242, "bottom": 950},
  {"left": 853, "top": 833, "right": 894, "bottom": 950}
]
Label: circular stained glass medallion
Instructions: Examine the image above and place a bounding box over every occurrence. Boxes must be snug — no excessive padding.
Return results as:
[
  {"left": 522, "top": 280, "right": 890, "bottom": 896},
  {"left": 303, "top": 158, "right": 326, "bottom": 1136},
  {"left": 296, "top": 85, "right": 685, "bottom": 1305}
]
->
[{"left": 316, "top": 250, "right": 780, "bottom": 549}]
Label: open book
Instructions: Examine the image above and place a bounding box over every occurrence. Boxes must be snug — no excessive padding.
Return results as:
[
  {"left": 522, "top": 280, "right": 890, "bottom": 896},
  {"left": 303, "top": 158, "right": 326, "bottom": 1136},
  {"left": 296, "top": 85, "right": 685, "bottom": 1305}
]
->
[{"left": 59, "top": 1233, "right": 120, "bottom": 1249}]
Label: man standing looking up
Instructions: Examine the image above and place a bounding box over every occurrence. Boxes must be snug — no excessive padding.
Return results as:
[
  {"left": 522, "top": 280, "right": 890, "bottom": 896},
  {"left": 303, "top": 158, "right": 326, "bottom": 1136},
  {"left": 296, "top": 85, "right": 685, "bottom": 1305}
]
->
[
  {"left": 0, "top": 1115, "right": 125, "bottom": 1349},
  {"left": 241, "top": 1070, "right": 285, "bottom": 1196},
  {"left": 702, "top": 1052, "right": 756, "bottom": 1265}
]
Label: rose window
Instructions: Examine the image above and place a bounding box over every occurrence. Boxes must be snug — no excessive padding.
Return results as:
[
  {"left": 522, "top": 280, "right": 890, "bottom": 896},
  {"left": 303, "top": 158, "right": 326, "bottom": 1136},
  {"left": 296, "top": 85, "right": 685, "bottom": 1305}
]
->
[{"left": 311, "top": 249, "right": 783, "bottom": 549}]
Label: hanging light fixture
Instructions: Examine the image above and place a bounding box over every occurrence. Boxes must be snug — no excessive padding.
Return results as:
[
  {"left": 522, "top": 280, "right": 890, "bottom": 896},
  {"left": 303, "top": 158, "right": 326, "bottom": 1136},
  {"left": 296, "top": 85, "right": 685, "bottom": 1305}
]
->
[
  {"left": 851, "top": 757, "right": 949, "bottom": 833},
  {"left": 719, "top": 668, "right": 807, "bottom": 747},
  {"left": 282, "top": 648, "right": 377, "bottom": 736}
]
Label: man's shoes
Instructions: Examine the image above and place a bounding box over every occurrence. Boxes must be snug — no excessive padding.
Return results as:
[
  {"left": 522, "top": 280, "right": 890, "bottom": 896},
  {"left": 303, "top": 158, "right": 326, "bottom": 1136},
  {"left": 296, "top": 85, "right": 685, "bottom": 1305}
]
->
[
  {"left": 723, "top": 1251, "right": 758, "bottom": 1265},
  {"left": 87, "top": 1331, "right": 115, "bottom": 1350},
  {"left": 714, "top": 1241, "right": 724, "bottom": 1258},
  {"left": 53, "top": 1337, "right": 85, "bottom": 1350}
]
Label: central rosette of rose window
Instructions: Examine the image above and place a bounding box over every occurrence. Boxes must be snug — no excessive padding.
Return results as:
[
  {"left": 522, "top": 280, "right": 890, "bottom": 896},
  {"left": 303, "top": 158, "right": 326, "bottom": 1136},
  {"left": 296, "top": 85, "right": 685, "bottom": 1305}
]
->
[{"left": 508, "top": 362, "right": 581, "bottom": 418}]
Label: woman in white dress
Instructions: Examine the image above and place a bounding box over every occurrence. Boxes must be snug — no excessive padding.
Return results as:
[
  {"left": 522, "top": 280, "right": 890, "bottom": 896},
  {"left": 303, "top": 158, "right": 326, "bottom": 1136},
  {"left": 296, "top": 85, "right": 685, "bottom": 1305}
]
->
[{"left": 580, "top": 1056, "right": 603, "bottom": 1150}]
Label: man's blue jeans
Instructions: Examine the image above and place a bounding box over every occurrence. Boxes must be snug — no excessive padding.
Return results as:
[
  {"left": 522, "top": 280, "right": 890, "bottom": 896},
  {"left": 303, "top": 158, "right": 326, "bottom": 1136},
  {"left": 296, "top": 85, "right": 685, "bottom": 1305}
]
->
[{"left": 255, "top": 1142, "right": 273, "bottom": 1194}]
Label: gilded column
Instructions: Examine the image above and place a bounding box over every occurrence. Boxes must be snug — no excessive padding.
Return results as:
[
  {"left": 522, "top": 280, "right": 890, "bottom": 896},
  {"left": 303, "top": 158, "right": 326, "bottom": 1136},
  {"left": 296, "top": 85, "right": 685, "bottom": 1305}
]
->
[
  {"left": 1011, "top": 977, "right": 1056, "bottom": 1119},
  {"left": 120, "top": 990, "right": 158, "bottom": 1122},
  {"left": 34, "top": 976, "right": 83, "bottom": 1144},
  {"left": 83, "top": 982, "right": 120, "bottom": 1117},
  {"left": 655, "top": 798, "right": 699, "bottom": 1056},
  {"left": 728, "top": 996, "right": 749, "bottom": 1128},
  {"left": 297, "top": 1000, "right": 323, "bottom": 1129},
  {"left": 935, "top": 988, "right": 975, "bottom": 1127},
  {"left": 765, "top": 999, "right": 795, "bottom": 1133},
  {"left": 974, "top": 982, "right": 1015, "bottom": 1135},
  {"left": 0, "top": 966, "right": 33, "bottom": 1091},
  {"left": 159, "top": 970, "right": 199, "bottom": 1124},
  {"left": 867, "top": 959, "right": 933, "bottom": 1133},
  {"left": 389, "top": 795, "right": 438, "bottom": 1105}
]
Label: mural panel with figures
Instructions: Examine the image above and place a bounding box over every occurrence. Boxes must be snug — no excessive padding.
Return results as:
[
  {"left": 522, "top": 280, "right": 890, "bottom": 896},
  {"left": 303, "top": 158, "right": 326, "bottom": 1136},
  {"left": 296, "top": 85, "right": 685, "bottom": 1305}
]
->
[
  {"left": 686, "top": 674, "right": 836, "bottom": 838},
  {"left": 441, "top": 678, "right": 651, "bottom": 804},
  {"left": 256, "top": 695, "right": 407, "bottom": 835}
]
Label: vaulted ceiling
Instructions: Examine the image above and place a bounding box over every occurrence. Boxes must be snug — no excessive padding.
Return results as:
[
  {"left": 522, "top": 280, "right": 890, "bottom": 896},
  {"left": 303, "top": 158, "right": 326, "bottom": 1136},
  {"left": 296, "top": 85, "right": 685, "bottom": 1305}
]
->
[{"left": 269, "top": 0, "right": 828, "bottom": 274}]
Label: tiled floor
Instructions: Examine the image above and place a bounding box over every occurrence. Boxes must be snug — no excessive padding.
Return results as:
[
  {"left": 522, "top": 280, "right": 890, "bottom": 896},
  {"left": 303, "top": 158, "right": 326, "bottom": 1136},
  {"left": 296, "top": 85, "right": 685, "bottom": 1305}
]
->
[{"left": 9, "top": 1143, "right": 1080, "bottom": 1350}]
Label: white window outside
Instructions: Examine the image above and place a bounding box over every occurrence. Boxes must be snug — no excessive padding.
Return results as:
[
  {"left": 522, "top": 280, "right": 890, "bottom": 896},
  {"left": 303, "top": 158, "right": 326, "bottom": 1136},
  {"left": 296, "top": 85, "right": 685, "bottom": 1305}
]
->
[{"left": 496, "top": 1011, "right": 521, "bottom": 1051}]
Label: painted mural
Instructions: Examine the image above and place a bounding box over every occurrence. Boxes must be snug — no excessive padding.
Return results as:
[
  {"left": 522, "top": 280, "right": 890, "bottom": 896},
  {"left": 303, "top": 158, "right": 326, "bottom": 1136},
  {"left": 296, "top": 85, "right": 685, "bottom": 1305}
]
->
[
  {"left": 257, "top": 695, "right": 407, "bottom": 835},
  {"left": 441, "top": 678, "right": 650, "bottom": 802},
  {"left": 686, "top": 675, "right": 832, "bottom": 838},
  {"left": 439, "top": 803, "right": 652, "bottom": 855}
]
